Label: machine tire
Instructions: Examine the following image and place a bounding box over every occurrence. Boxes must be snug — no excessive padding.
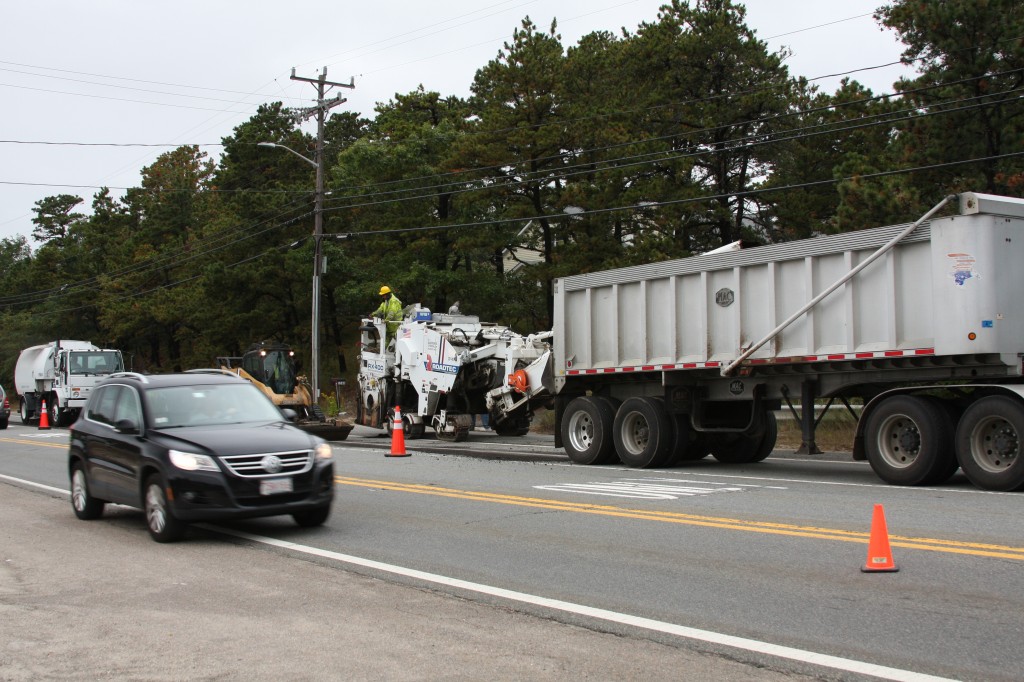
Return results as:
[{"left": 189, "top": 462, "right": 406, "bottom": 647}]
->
[
  {"left": 293, "top": 505, "right": 331, "bottom": 527},
  {"left": 955, "top": 396, "right": 1024, "bottom": 491},
  {"left": 561, "top": 396, "right": 618, "bottom": 465},
  {"left": 493, "top": 417, "right": 530, "bottom": 437},
  {"left": 864, "top": 395, "right": 954, "bottom": 486},
  {"left": 144, "top": 474, "right": 187, "bottom": 543},
  {"left": 613, "top": 397, "right": 674, "bottom": 468},
  {"left": 70, "top": 462, "right": 105, "bottom": 520}
]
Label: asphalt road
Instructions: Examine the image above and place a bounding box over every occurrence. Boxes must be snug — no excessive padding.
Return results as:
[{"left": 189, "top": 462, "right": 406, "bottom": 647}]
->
[{"left": 3, "top": 422, "right": 1024, "bottom": 680}]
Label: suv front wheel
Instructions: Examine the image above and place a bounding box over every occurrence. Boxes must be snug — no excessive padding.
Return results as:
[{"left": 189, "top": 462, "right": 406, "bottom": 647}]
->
[{"left": 144, "top": 474, "right": 187, "bottom": 542}]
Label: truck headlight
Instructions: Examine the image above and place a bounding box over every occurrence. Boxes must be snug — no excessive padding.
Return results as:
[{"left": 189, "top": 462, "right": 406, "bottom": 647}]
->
[
  {"left": 169, "top": 449, "right": 219, "bottom": 472},
  {"left": 315, "top": 443, "right": 333, "bottom": 460}
]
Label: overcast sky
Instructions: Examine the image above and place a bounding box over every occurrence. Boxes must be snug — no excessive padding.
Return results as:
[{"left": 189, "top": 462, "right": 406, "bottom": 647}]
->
[{"left": 0, "top": 1, "right": 911, "bottom": 246}]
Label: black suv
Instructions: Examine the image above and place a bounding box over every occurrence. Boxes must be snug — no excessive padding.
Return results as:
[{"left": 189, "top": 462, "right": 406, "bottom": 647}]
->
[{"left": 68, "top": 371, "right": 334, "bottom": 542}]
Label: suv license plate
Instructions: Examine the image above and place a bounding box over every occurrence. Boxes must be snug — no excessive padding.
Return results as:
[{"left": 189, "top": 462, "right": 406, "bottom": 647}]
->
[{"left": 260, "top": 478, "right": 293, "bottom": 495}]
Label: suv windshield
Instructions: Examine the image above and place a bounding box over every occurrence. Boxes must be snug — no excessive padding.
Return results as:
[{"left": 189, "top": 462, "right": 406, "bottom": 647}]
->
[{"left": 146, "top": 383, "right": 284, "bottom": 428}]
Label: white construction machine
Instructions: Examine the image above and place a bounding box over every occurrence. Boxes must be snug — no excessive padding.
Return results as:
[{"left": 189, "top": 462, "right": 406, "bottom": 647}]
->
[{"left": 355, "top": 307, "right": 552, "bottom": 442}]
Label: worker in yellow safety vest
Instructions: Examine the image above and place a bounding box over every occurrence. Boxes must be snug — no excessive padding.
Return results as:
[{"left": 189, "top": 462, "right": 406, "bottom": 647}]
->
[{"left": 372, "top": 285, "right": 404, "bottom": 342}]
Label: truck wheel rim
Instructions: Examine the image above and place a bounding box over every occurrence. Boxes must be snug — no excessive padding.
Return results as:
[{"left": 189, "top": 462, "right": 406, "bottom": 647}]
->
[
  {"left": 621, "top": 411, "right": 649, "bottom": 455},
  {"left": 876, "top": 414, "right": 921, "bottom": 468},
  {"left": 72, "top": 470, "right": 88, "bottom": 511},
  {"left": 567, "top": 411, "right": 595, "bottom": 451},
  {"left": 968, "top": 416, "right": 1019, "bottom": 473}
]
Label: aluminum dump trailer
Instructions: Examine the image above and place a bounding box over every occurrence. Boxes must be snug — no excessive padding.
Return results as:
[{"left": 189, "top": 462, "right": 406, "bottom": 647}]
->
[{"left": 551, "top": 192, "right": 1024, "bottom": 491}]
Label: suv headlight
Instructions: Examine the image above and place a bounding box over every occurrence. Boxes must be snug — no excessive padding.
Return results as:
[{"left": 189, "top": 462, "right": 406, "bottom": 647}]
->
[
  {"left": 169, "top": 449, "right": 219, "bottom": 472},
  {"left": 315, "top": 443, "right": 333, "bottom": 460}
]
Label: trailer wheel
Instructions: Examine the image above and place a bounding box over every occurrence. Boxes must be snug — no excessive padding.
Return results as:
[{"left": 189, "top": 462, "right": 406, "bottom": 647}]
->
[
  {"left": 709, "top": 412, "right": 777, "bottom": 464},
  {"left": 562, "top": 396, "right": 617, "bottom": 465},
  {"left": 613, "top": 397, "right": 674, "bottom": 468},
  {"left": 864, "top": 395, "right": 954, "bottom": 486},
  {"left": 955, "top": 396, "right": 1024, "bottom": 491}
]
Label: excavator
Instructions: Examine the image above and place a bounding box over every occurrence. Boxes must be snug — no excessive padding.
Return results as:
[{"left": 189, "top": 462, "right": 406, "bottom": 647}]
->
[{"left": 217, "top": 341, "right": 353, "bottom": 441}]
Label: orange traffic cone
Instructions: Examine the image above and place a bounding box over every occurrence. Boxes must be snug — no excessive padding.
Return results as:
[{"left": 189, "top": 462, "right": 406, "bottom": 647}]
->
[
  {"left": 862, "top": 504, "right": 898, "bottom": 572},
  {"left": 386, "top": 406, "right": 409, "bottom": 458},
  {"left": 38, "top": 399, "right": 52, "bottom": 430}
]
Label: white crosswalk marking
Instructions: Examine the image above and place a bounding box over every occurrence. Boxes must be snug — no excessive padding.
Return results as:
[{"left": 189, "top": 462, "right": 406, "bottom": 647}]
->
[{"left": 534, "top": 478, "right": 784, "bottom": 499}]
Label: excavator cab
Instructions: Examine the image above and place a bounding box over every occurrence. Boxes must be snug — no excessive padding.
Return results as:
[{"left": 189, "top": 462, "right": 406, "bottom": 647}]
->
[{"left": 240, "top": 343, "right": 299, "bottom": 396}]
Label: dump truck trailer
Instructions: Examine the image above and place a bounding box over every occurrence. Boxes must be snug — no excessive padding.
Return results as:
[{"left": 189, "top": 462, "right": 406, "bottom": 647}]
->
[{"left": 551, "top": 192, "right": 1024, "bottom": 491}]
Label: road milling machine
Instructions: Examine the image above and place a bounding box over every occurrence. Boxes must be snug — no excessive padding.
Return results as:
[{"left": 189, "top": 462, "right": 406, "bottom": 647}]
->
[{"left": 356, "top": 306, "right": 553, "bottom": 441}]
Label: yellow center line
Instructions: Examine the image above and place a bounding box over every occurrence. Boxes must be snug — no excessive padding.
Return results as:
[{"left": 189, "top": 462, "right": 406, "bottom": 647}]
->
[
  {"left": 0, "top": 436, "right": 68, "bottom": 449},
  {"left": 336, "top": 475, "right": 1024, "bottom": 562}
]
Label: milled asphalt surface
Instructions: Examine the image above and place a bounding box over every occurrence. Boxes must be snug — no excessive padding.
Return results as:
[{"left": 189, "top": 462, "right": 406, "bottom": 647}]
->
[{"left": 0, "top": 481, "right": 816, "bottom": 681}]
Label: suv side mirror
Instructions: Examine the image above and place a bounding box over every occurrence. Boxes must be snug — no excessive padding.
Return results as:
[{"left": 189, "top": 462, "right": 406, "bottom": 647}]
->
[
  {"left": 281, "top": 408, "right": 298, "bottom": 422},
  {"left": 114, "top": 418, "right": 139, "bottom": 434}
]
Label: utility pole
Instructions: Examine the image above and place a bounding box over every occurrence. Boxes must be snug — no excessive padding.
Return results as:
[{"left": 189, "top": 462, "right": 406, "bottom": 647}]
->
[{"left": 290, "top": 67, "right": 354, "bottom": 403}]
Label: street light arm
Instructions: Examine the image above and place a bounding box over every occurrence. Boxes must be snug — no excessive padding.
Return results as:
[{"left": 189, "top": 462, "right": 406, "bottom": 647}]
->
[{"left": 257, "top": 142, "right": 317, "bottom": 169}]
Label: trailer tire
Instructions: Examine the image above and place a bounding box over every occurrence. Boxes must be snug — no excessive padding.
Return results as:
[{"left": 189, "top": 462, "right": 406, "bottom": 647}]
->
[
  {"left": 613, "top": 397, "right": 674, "bottom": 468},
  {"left": 666, "top": 415, "right": 710, "bottom": 464},
  {"left": 562, "top": 396, "right": 617, "bottom": 465},
  {"left": 955, "top": 396, "right": 1024, "bottom": 491},
  {"left": 923, "top": 397, "right": 960, "bottom": 484},
  {"left": 864, "top": 395, "right": 954, "bottom": 486},
  {"left": 709, "top": 412, "right": 777, "bottom": 464}
]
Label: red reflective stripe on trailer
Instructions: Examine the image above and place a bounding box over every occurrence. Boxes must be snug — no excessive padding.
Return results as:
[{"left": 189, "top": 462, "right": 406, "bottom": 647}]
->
[
  {"left": 884, "top": 351, "right": 903, "bottom": 357},
  {"left": 915, "top": 348, "right": 935, "bottom": 355},
  {"left": 622, "top": 367, "right": 635, "bottom": 372}
]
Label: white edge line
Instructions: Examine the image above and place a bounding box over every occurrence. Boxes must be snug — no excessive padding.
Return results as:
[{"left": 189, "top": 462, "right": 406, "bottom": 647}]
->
[
  {"left": 1, "top": 473, "right": 68, "bottom": 495},
  {"left": 211, "top": 525, "right": 955, "bottom": 682},
  {"left": 2, "top": 473, "right": 956, "bottom": 681}
]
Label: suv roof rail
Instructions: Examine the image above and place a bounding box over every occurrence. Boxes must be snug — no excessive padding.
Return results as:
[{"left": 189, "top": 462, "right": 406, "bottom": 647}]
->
[
  {"left": 108, "top": 371, "right": 150, "bottom": 384},
  {"left": 184, "top": 368, "right": 240, "bottom": 377}
]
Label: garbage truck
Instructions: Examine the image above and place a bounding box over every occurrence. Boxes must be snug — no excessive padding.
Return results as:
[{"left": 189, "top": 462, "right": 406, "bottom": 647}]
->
[
  {"left": 14, "top": 340, "right": 124, "bottom": 426},
  {"left": 550, "top": 192, "right": 1024, "bottom": 492}
]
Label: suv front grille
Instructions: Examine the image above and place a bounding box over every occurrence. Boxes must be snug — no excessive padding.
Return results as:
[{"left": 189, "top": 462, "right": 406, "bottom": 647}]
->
[{"left": 219, "top": 450, "right": 313, "bottom": 478}]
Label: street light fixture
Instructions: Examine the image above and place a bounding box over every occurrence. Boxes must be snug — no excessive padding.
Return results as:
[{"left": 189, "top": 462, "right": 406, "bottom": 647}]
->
[
  {"left": 259, "top": 140, "right": 326, "bottom": 403},
  {"left": 257, "top": 142, "right": 316, "bottom": 169}
]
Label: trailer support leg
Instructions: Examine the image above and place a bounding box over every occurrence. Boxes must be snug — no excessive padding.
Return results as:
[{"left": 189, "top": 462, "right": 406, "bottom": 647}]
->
[{"left": 796, "top": 380, "right": 822, "bottom": 455}]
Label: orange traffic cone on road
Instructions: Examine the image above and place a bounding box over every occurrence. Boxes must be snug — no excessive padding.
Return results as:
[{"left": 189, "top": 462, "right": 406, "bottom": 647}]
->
[
  {"left": 38, "top": 400, "right": 51, "bottom": 430},
  {"left": 862, "top": 504, "right": 898, "bottom": 572},
  {"left": 386, "top": 406, "right": 409, "bottom": 458}
]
